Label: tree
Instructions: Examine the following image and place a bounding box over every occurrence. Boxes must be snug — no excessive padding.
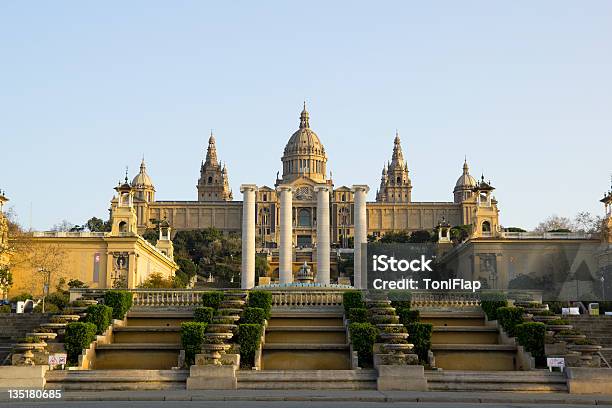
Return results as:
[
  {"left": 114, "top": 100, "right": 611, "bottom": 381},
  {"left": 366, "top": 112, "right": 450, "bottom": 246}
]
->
[
  {"left": 255, "top": 255, "right": 269, "bottom": 280},
  {"left": 85, "top": 217, "right": 111, "bottom": 232},
  {"left": 573, "top": 212, "right": 603, "bottom": 234},
  {"left": 379, "top": 230, "right": 411, "bottom": 243},
  {"left": 534, "top": 215, "right": 573, "bottom": 233},
  {"left": 0, "top": 266, "right": 13, "bottom": 299},
  {"left": 409, "top": 230, "right": 432, "bottom": 243},
  {"left": 51, "top": 220, "right": 75, "bottom": 232}
]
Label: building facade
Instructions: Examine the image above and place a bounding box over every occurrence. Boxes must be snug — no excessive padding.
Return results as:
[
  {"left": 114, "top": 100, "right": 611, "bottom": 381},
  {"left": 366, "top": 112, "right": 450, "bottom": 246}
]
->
[{"left": 119, "top": 105, "right": 501, "bottom": 248}]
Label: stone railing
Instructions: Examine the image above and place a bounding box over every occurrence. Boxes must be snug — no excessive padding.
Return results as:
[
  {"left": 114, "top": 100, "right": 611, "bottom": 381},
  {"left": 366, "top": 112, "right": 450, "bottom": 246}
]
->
[
  {"left": 500, "top": 231, "right": 595, "bottom": 240},
  {"left": 409, "top": 291, "right": 481, "bottom": 308},
  {"left": 33, "top": 231, "right": 107, "bottom": 238},
  {"left": 132, "top": 290, "right": 205, "bottom": 307},
  {"left": 268, "top": 290, "right": 345, "bottom": 308}
]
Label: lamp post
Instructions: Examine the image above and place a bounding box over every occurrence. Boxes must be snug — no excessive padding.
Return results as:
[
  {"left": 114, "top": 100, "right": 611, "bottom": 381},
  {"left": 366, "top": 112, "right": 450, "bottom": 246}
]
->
[
  {"left": 601, "top": 275, "right": 606, "bottom": 301},
  {"left": 38, "top": 267, "right": 50, "bottom": 313}
]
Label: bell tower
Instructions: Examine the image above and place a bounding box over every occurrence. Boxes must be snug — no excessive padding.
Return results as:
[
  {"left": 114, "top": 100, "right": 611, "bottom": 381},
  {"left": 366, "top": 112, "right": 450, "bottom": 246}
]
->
[
  {"left": 197, "top": 132, "right": 233, "bottom": 201},
  {"left": 111, "top": 173, "right": 138, "bottom": 236},
  {"left": 155, "top": 219, "right": 174, "bottom": 259}
]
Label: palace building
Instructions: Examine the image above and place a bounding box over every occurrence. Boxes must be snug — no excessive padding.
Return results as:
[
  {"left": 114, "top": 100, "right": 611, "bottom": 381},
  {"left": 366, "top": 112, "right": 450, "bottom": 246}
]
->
[{"left": 120, "top": 104, "right": 501, "bottom": 249}]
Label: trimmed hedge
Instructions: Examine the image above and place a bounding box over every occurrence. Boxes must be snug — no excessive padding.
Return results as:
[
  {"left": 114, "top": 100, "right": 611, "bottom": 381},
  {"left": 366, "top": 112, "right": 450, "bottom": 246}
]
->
[
  {"left": 348, "top": 308, "right": 368, "bottom": 323},
  {"left": 343, "top": 291, "right": 364, "bottom": 315},
  {"left": 497, "top": 306, "right": 524, "bottom": 337},
  {"left": 241, "top": 307, "right": 267, "bottom": 325},
  {"left": 104, "top": 291, "right": 133, "bottom": 320},
  {"left": 181, "top": 322, "right": 207, "bottom": 366},
  {"left": 349, "top": 322, "right": 379, "bottom": 367},
  {"left": 397, "top": 308, "right": 420, "bottom": 325},
  {"left": 238, "top": 323, "right": 264, "bottom": 368},
  {"left": 201, "top": 291, "right": 224, "bottom": 309},
  {"left": 64, "top": 322, "right": 97, "bottom": 364},
  {"left": 406, "top": 322, "right": 433, "bottom": 364},
  {"left": 83, "top": 304, "right": 113, "bottom": 335},
  {"left": 516, "top": 322, "right": 546, "bottom": 363},
  {"left": 193, "top": 307, "right": 214, "bottom": 324},
  {"left": 388, "top": 290, "right": 411, "bottom": 309},
  {"left": 480, "top": 292, "right": 508, "bottom": 321},
  {"left": 248, "top": 291, "right": 272, "bottom": 319}
]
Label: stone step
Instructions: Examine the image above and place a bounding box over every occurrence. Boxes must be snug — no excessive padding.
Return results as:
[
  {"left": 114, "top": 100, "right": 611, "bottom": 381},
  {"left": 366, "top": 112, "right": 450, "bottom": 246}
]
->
[
  {"left": 266, "top": 326, "right": 345, "bottom": 332},
  {"left": 426, "top": 370, "right": 567, "bottom": 392},
  {"left": 432, "top": 344, "right": 519, "bottom": 371},
  {"left": 237, "top": 369, "right": 376, "bottom": 390},
  {"left": 45, "top": 369, "right": 187, "bottom": 391},
  {"left": 263, "top": 343, "right": 349, "bottom": 350},
  {"left": 96, "top": 343, "right": 181, "bottom": 350},
  {"left": 432, "top": 326, "right": 500, "bottom": 345}
]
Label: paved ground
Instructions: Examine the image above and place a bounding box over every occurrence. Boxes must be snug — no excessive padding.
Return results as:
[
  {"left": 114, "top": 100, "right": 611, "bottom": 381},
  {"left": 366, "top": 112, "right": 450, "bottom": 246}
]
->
[
  {"left": 2, "top": 402, "right": 612, "bottom": 408},
  {"left": 1, "top": 390, "right": 612, "bottom": 407}
]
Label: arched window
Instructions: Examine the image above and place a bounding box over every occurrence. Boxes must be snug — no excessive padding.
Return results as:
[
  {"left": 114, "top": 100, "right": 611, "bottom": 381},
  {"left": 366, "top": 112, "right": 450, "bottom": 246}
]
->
[
  {"left": 118, "top": 221, "right": 127, "bottom": 233},
  {"left": 208, "top": 176, "right": 213, "bottom": 184},
  {"left": 396, "top": 177, "right": 401, "bottom": 184},
  {"left": 298, "top": 209, "right": 311, "bottom": 227},
  {"left": 482, "top": 221, "right": 491, "bottom": 232},
  {"left": 341, "top": 193, "right": 346, "bottom": 202}
]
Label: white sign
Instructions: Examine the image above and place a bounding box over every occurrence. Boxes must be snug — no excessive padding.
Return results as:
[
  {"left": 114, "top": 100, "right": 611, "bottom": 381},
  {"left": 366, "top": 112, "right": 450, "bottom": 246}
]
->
[
  {"left": 547, "top": 357, "right": 565, "bottom": 372},
  {"left": 561, "top": 307, "right": 580, "bottom": 315},
  {"left": 48, "top": 353, "right": 67, "bottom": 366}
]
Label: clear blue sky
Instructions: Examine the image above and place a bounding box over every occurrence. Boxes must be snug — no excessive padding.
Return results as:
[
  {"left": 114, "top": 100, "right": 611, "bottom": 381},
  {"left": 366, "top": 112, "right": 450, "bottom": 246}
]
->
[{"left": 1, "top": 1, "right": 611, "bottom": 230}]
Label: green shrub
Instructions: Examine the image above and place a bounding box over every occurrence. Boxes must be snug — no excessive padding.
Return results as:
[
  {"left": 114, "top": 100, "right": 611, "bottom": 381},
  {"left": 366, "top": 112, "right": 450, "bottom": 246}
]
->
[
  {"left": 349, "top": 322, "right": 379, "bottom": 367},
  {"left": 0, "top": 305, "right": 10, "bottom": 313},
  {"left": 238, "top": 324, "right": 263, "bottom": 368},
  {"left": 201, "top": 291, "right": 224, "bottom": 309},
  {"left": 45, "top": 292, "right": 70, "bottom": 311},
  {"left": 547, "top": 318, "right": 570, "bottom": 326},
  {"left": 10, "top": 293, "right": 33, "bottom": 303},
  {"left": 480, "top": 292, "right": 507, "bottom": 320},
  {"left": 33, "top": 303, "right": 59, "bottom": 313},
  {"left": 397, "top": 308, "right": 420, "bottom": 325},
  {"left": 248, "top": 291, "right": 272, "bottom": 319},
  {"left": 388, "top": 290, "right": 411, "bottom": 309},
  {"left": 181, "top": 322, "right": 207, "bottom": 366},
  {"left": 241, "top": 307, "right": 267, "bottom": 325},
  {"left": 497, "top": 307, "right": 525, "bottom": 337},
  {"left": 83, "top": 304, "right": 113, "bottom": 335},
  {"left": 193, "top": 307, "right": 214, "bottom": 324},
  {"left": 515, "top": 322, "right": 546, "bottom": 363},
  {"left": 104, "top": 291, "right": 133, "bottom": 320},
  {"left": 348, "top": 308, "right": 368, "bottom": 323},
  {"left": 343, "top": 291, "right": 364, "bottom": 314},
  {"left": 406, "top": 322, "right": 433, "bottom": 363},
  {"left": 64, "top": 322, "right": 97, "bottom": 364}
]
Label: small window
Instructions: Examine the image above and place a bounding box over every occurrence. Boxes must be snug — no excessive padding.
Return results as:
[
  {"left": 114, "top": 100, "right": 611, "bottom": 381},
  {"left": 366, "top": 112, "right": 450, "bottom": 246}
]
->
[
  {"left": 208, "top": 176, "right": 213, "bottom": 184},
  {"left": 482, "top": 221, "right": 491, "bottom": 232}
]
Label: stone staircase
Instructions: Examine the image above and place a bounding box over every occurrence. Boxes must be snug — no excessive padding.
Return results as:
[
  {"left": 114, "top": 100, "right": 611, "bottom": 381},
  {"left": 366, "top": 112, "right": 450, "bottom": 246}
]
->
[
  {"left": 426, "top": 370, "right": 567, "bottom": 392},
  {"left": 237, "top": 369, "right": 377, "bottom": 390},
  {"left": 423, "top": 311, "right": 523, "bottom": 371},
  {"left": 567, "top": 315, "right": 612, "bottom": 367},
  {"left": 0, "top": 314, "right": 51, "bottom": 365},
  {"left": 45, "top": 369, "right": 188, "bottom": 390},
  {"left": 262, "top": 311, "right": 351, "bottom": 370},
  {"left": 94, "top": 311, "right": 190, "bottom": 370}
]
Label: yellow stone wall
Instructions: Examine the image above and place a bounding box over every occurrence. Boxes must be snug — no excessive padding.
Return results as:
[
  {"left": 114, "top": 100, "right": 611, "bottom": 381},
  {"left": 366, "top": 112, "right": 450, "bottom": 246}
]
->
[{"left": 7, "top": 233, "right": 177, "bottom": 297}]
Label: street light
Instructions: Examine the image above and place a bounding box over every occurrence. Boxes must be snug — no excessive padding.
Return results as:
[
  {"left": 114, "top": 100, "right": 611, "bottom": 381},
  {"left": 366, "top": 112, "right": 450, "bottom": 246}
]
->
[{"left": 37, "top": 267, "right": 50, "bottom": 313}]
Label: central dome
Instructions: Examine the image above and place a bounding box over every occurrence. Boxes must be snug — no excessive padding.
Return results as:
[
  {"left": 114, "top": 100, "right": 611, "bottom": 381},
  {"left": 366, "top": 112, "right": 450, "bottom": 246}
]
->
[
  {"left": 283, "top": 105, "right": 325, "bottom": 157},
  {"left": 278, "top": 104, "right": 328, "bottom": 185}
]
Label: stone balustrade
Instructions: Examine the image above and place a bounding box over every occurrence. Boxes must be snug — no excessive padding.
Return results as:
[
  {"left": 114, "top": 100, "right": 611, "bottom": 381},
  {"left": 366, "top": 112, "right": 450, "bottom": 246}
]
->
[
  {"left": 132, "top": 290, "right": 207, "bottom": 307},
  {"left": 269, "top": 290, "right": 344, "bottom": 308},
  {"left": 409, "top": 292, "right": 481, "bottom": 308}
]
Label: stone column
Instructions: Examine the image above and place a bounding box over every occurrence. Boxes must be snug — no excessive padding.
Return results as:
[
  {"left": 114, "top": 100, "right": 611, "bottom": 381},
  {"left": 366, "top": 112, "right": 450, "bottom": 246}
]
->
[
  {"left": 277, "top": 185, "right": 293, "bottom": 284},
  {"left": 315, "top": 184, "right": 331, "bottom": 285},
  {"left": 352, "top": 185, "right": 369, "bottom": 289},
  {"left": 240, "top": 185, "right": 258, "bottom": 289}
]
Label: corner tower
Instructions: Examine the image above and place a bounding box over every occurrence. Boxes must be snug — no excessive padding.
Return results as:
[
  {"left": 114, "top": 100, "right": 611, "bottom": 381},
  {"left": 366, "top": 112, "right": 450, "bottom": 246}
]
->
[{"left": 197, "top": 132, "right": 233, "bottom": 201}]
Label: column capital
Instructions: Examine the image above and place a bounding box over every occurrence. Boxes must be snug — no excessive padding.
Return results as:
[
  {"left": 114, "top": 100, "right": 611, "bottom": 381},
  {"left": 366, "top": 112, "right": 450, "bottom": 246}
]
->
[
  {"left": 313, "top": 184, "right": 331, "bottom": 193},
  {"left": 240, "top": 184, "right": 258, "bottom": 193},
  {"left": 276, "top": 185, "right": 294, "bottom": 193},
  {"left": 352, "top": 185, "right": 370, "bottom": 194}
]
